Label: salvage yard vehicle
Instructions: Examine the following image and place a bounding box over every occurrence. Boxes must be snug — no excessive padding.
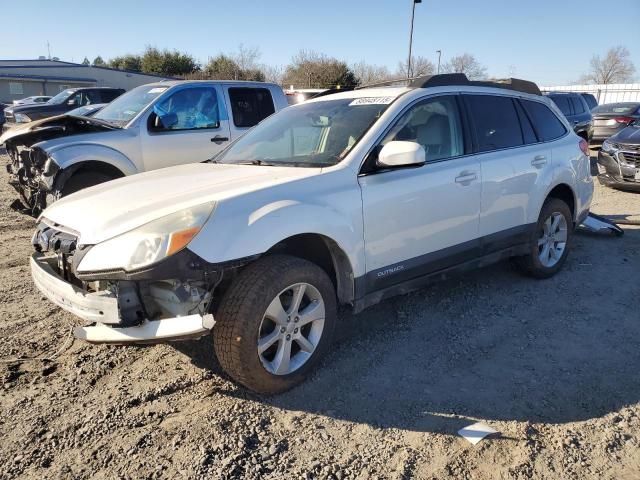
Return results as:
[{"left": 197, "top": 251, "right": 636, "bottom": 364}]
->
[
  {"left": 591, "top": 102, "right": 640, "bottom": 147},
  {"left": 30, "top": 73, "right": 593, "bottom": 393},
  {"left": 12, "top": 95, "right": 52, "bottom": 106},
  {"left": 3, "top": 87, "right": 124, "bottom": 130},
  {"left": 597, "top": 120, "right": 640, "bottom": 190},
  {"left": 544, "top": 92, "right": 593, "bottom": 142},
  {"left": 1, "top": 80, "right": 287, "bottom": 214}
]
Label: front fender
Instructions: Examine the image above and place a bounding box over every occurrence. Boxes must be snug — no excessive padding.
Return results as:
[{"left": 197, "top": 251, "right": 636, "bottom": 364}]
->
[
  {"left": 45, "top": 143, "right": 138, "bottom": 176},
  {"left": 188, "top": 198, "right": 365, "bottom": 277}
]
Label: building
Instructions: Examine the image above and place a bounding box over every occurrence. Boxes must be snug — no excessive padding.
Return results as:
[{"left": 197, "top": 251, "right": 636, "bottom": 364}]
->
[
  {"left": 0, "top": 59, "right": 172, "bottom": 103},
  {"left": 540, "top": 83, "right": 640, "bottom": 105}
]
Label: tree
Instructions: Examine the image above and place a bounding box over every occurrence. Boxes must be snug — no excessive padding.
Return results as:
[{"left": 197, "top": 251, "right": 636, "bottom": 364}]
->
[
  {"left": 203, "top": 54, "right": 265, "bottom": 81},
  {"left": 442, "top": 53, "right": 487, "bottom": 80},
  {"left": 92, "top": 56, "right": 105, "bottom": 66},
  {"left": 81, "top": 57, "right": 90, "bottom": 66},
  {"left": 580, "top": 46, "right": 636, "bottom": 84},
  {"left": 396, "top": 55, "right": 435, "bottom": 78},
  {"left": 283, "top": 50, "right": 358, "bottom": 89},
  {"left": 261, "top": 64, "right": 285, "bottom": 85},
  {"left": 351, "top": 61, "right": 394, "bottom": 86},
  {"left": 109, "top": 54, "right": 142, "bottom": 72},
  {"left": 140, "top": 46, "right": 198, "bottom": 76}
]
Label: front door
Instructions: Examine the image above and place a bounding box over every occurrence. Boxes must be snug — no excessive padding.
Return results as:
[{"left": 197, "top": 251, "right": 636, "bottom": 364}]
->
[
  {"left": 140, "top": 85, "right": 231, "bottom": 171},
  {"left": 359, "top": 95, "right": 482, "bottom": 294}
]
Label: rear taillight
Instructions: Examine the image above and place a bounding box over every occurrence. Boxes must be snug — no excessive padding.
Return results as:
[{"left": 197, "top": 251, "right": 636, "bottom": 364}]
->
[
  {"left": 579, "top": 139, "right": 589, "bottom": 156},
  {"left": 614, "top": 116, "right": 634, "bottom": 124}
]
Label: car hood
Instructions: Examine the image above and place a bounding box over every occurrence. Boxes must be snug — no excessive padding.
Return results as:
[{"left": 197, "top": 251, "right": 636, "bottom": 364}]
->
[
  {"left": 611, "top": 125, "right": 640, "bottom": 145},
  {"left": 41, "top": 163, "right": 319, "bottom": 245},
  {"left": 0, "top": 114, "right": 118, "bottom": 145}
]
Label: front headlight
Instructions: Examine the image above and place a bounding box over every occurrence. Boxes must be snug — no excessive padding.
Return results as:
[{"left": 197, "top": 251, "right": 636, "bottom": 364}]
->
[
  {"left": 602, "top": 139, "right": 619, "bottom": 154},
  {"left": 77, "top": 202, "right": 215, "bottom": 273},
  {"left": 14, "top": 113, "right": 32, "bottom": 123}
]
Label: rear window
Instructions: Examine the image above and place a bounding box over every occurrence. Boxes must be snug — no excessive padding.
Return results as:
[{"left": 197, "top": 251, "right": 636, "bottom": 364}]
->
[
  {"left": 581, "top": 94, "right": 598, "bottom": 110},
  {"left": 592, "top": 103, "right": 640, "bottom": 115},
  {"left": 465, "top": 95, "right": 523, "bottom": 152},
  {"left": 570, "top": 96, "right": 585, "bottom": 114},
  {"left": 228, "top": 87, "right": 275, "bottom": 128},
  {"left": 548, "top": 95, "right": 572, "bottom": 116},
  {"left": 521, "top": 100, "right": 567, "bottom": 141}
]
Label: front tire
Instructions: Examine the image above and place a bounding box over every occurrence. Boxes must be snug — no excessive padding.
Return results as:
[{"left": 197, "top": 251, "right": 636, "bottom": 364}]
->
[
  {"left": 60, "top": 171, "right": 116, "bottom": 197},
  {"left": 514, "top": 198, "right": 573, "bottom": 278},
  {"left": 213, "top": 254, "right": 337, "bottom": 394}
]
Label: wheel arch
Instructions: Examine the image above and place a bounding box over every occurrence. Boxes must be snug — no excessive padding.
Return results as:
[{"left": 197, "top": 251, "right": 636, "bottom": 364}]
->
[
  {"left": 545, "top": 183, "right": 576, "bottom": 223},
  {"left": 265, "top": 233, "right": 355, "bottom": 306}
]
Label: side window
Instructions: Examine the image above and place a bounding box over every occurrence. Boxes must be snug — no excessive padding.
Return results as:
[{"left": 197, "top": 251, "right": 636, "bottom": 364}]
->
[
  {"left": 570, "top": 96, "right": 585, "bottom": 114},
  {"left": 549, "top": 95, "right": 572, "bottom": 116},
  {"left": 514, "top": 100, "right": 538, "bottom": 144},
  {"left": 228, "top": 88, "right": 275, "bottom": 128},
  {"left": 465, "top": 95, "right": 523, "bottom": 152},
  {"left": 381, "top": 95, "right": 464, "bottom": 161},
  {"left": 521, "top": 99, "right": 567, "bottom": 141},
  {"left": 100, "top": 90, "right": 121, "bottom": 103},
  {"left": 154, "top": 87, "right": 220, "bottom": 131},
  {"left": 85, "top": 90, "right": 103, "bottom": 105}
]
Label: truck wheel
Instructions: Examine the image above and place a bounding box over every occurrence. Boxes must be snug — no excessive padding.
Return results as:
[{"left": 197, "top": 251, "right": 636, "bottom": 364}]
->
[
  {"left": 213, "top": 254, "right": 337, "bottom": 394},
  {"left": 60, "top": 171, "right": 115, "bottom": 197},
  {"left": 514, "top": 198, "right": 573, "bottom": 278}
]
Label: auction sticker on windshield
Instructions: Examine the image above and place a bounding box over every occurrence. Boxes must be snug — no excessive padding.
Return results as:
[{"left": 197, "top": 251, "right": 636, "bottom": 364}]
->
[
  {"left": 148, "top": 87, "right": 168, "bottom": 94},
  {"left": 349, "top": 97, "right": 395, "bottom": 106}
]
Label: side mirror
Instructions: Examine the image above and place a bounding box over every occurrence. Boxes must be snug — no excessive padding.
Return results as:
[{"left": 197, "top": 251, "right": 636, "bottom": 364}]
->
[
  {"left": 377, "top": 141, "right": 425, "bottom": 168},
  {"left": 66, "top": 98, "right": 77, "bottom": 106},
  {"left": 152, "top": 105, "right": 178, "bottom": 130}
]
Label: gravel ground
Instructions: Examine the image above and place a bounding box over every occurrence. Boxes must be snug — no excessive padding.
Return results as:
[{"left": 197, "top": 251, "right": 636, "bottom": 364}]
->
[{"left": 0, "top": 154, "right": 639, "bottom": 479}]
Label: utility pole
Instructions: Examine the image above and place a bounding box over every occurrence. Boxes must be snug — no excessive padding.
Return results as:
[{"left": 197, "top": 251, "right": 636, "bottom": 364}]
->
[
  {"left": 406, "top": 0, "right": 422, "bottom": 78},
  {"left": 436, "top": 50, "right": 442, "bottom": 74},
  {"left": 46, "top": 41, "right": 51, "bottom": 60}
]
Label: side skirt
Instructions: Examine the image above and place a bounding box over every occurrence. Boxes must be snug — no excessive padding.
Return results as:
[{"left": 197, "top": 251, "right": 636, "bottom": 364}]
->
[{"left": 352, "top": 243, "right": 529, "bottom": 313}]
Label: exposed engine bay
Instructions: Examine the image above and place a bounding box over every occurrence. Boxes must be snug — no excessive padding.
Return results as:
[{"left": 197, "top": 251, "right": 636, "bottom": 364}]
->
[
  {"left": 31, "top": 219, "right": 229, "bottom": 340},
  {"left": 2, "top": 115, "right": 117, "bottom": 215}
]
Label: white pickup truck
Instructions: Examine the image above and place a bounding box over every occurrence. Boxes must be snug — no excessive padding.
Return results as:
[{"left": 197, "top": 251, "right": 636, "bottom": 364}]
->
[
  {"left": 29, "top": 74, "right": 593, "bottom": 393},
  {"left": 1, "top": 80, "right": 287, "bottom": 214}
]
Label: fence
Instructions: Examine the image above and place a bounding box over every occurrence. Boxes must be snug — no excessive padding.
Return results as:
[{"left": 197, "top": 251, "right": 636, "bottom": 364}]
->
[{"left": 540, "top": 83, "right": 640, "bottom": 105}]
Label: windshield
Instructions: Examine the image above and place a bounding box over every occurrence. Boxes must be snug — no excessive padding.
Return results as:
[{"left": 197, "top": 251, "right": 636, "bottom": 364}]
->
[
  {"left": 48, "top": 89, "right": 75, "bottom": 105},
  {"left": 215, "top": 97, "right": 391, "bottom": 167},
  {"left": 94, "top": 84, "right": 169, "bottom": 126},
  {"left": 592, "top": 103, "right": 640, "bottom": 115}
]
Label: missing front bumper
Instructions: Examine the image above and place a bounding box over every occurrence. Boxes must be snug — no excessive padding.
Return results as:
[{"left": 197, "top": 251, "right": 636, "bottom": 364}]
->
[
  {"left": 74, "top": 313, "right": 215, "bottom": 344},
  {"left": 30, "top": 253, "right": 215, "bottom": 344}
]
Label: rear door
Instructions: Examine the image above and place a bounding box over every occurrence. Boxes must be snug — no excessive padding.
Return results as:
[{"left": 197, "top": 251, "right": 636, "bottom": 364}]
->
[
  {"left": 463, "top": 94, "right": 552, "bottom": 249},
  {"left": 359, "top": 94, "right": 481, "bottom": 293},
  {"left": 223, "top": 86, "right": 276, "bottom": 142},
  {"left": 139, "top": 84, "right": 231, "bottom": 170}
]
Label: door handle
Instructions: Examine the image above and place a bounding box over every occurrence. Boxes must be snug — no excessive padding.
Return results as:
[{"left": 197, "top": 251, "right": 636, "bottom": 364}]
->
[
  {"left": 531, "top": 155, "right": 547, "bottom": 167},
  {"left": 455, "top": 171, "right": 477, "bottom": 184},
  {"left": 211, "top": 136, "right": 229, "bottom": 144}
]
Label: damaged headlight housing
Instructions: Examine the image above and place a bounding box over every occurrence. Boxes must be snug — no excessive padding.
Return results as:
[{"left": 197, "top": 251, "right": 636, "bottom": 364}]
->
[
  {"left": 602, "top": 140, "right": 619, "bottom": 154},
  {"left": 14, "top": 113, "right": 32, "bottom": 123},
  {"left": 77, "top": 202, "right": 215, "bottom": 273}
]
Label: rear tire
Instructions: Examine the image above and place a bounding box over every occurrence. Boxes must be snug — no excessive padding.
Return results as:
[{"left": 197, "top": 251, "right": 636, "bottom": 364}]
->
[
  {"left": 213, "top": 254, "right": 337, "bottom": 394},
  {"left": 513, "top": 198, "right": 573, "bottom": 279},
  {"left": 60, "top": 171, "right": 115, "bottom": 197}
]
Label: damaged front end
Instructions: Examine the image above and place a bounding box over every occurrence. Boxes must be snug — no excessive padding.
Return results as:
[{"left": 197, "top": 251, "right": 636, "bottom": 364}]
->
[
  {"left": 30, "top": 220, "right": 234, "bottom": 344},
  {"left": 2, "top": 115, "right": 117, "bottom": 216}
]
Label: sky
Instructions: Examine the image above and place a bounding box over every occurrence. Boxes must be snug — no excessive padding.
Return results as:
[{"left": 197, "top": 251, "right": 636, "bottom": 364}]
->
[{"left": 1, "top": 0, "right": 639, "bottom": 86}]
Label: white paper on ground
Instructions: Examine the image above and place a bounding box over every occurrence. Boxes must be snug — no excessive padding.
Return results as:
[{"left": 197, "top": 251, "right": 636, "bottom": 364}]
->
[{"left": 458, "top": 422, "right": 498, "bottom": 445}]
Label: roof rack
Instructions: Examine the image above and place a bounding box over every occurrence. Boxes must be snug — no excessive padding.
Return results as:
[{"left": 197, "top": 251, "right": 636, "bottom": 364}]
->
[
  {"left": 356, "top": 73, "right": 541, "bottom": 96},
  {"left": 410, "top": 73, "right": 542, "bottom": 96}
]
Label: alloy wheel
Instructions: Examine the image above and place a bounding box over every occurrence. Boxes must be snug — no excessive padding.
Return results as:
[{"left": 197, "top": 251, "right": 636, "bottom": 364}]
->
[
  {"left": 257, "top": 283, "right": 325, "bottom": 375},
  {"left": 537, "top": 211, "right": 568, "bottom": 268}
]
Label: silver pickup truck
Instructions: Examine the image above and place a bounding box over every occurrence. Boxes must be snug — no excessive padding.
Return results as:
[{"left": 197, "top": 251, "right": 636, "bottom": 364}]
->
[{"left": 1, "top": 80, "right": 287, "bottom": 214}]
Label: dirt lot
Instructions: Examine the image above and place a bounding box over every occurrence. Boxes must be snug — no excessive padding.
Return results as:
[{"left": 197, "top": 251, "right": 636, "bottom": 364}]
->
[{"left": 0, "top": 156, "right": 639, "bottom": 480}]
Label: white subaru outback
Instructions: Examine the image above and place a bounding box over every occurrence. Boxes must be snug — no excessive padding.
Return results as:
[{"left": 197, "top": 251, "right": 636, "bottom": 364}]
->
[{"left": 30, "top": 74, "right": 593, "bottom": 393}]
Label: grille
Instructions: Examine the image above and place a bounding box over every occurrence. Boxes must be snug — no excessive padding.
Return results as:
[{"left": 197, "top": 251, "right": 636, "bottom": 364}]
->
[{"left": 619, "top": 151, "right": 640, "bottom": 168}]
